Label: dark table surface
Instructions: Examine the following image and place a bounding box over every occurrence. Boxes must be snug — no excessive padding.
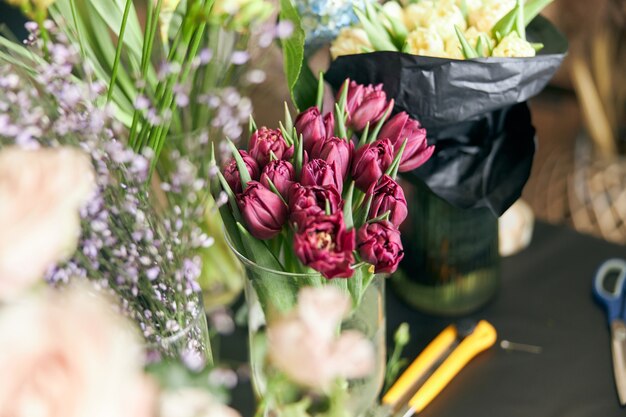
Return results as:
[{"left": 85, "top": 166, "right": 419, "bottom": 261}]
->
[{"left": 220, "top": 221, "right": 626, "bottom": 417}]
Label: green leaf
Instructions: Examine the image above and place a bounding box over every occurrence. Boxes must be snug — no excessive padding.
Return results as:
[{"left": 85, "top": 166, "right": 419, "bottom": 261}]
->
[
  {"left": 531, "top": 42, "right": 544, "bottom": 52},
  {"left": 278, "top": 121, "right": 294, "bottom": 146},
  {"left": 249, "top": 115, "right": 257, "bottom": 135},
  {"left": 292, "top": 61, "right": 318, "bottom": 111},
  {"left": 284, "top": 102, "right": 293, "bottom": 132},
  {"left": 492, "top": 0, "right": 554, "bottom": 39},
  {"left": 353, "top": 7, "right": 398, "bottom": 52},
  {"left": 315, "top": 72, "right": 325, "bottom": 111},
  {"left": 355, "top": 193, "right": 373, "bottom": 229},
  {"left": 374, "top": 3, "right": 409, "bottom": 48},
  {"left": 386, "top": 139, "right": 408, "bottom": 178},
  {"left": 368, "top": 102, "right": 393, "bottom": 144},
  {"left": 514, "top": 0, "right": 526, "bottom": 40},
  {"left": 295, "top": 133, "right": 304, "bottom": 178},
  {"left": 279, "top": 0, "right": 315, "bottom": 111},
  {"left": 358, "top": 122, "right": 370, "bottom": 147},
  {"left": 227, "top": 139, "right": 252, "bottom": 189},
  {"left": 455, "top": 25, "right": 479, "bottom": 59},
  {"left": 216, "top": 171, "right": 244, "bottom": 224},
  {"left": 343, "top": 182, "right": 355, "bottom": 229},
  {"left": 236, "top": 223, "right": 297, "bottom": 314}
]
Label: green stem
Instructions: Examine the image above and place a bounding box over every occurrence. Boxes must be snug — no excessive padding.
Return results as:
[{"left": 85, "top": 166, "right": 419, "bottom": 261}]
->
[{"left": 107, "top": 0, "right": 134, "bottom": 103}]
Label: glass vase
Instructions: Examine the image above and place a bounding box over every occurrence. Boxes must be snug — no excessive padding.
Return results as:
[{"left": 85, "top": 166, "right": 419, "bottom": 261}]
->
[
  {"left": 393, "top": 180, "right": 500, "bottom": 316},
  {"left": 145, "top": 295, "right": 213, "bottom": 365},
  {"left": 227, "top": 239, "right": 386, "bottom": 417}
]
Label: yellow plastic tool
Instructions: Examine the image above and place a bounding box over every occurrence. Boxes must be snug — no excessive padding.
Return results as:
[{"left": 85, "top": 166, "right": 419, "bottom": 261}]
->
[{"left": 383, "top": 320, "right": 497, "bottom": 416}]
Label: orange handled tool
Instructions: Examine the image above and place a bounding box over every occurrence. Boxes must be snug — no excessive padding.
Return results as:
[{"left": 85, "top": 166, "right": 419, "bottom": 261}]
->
[{"left": 383, "top": 320, "right": 497, "bottom": 417}]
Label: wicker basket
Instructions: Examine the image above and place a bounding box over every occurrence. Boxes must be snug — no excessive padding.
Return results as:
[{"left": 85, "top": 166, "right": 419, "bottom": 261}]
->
[{"left": 525, "top": 132, "right": 626, "bottom": 245}]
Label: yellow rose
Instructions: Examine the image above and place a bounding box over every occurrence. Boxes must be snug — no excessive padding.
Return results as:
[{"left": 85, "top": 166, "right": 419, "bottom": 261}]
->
[
  {"left": 492, "top": 32, "right": 535, "bottom": 57},
  {"left": 405, "top": 28, "right": 447, "bottom": 58},
  {"left": 330, "top": 27, "right": 372, "bottom": 59},
  {"left": 0, "top": 146, "right": 95, "bottom": 301},
  {"left": 0, "top": 286, "right": 156, "bottom": 417}
]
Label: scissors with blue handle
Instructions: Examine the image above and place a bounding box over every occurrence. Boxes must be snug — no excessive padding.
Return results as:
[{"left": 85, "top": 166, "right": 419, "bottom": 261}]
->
[{"left": 593, "top": 258, "right": 626, "bottom": 406}]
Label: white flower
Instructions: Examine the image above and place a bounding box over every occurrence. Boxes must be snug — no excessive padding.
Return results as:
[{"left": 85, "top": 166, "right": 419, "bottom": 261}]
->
[
  {"left": 381, "top": 1, "right": 407, "bottom": 31},
  {"left": 468, "top": 0, "right": 516, "bottom": 33},
  {"left": 159, "top": 388, "right": 241, "bottom": 417},
  {"left": 267, "top": 287, "right": 375, "bottom": 390},
  {"left": 430, "top": 1, "right": 467, "bottom": 41},
  {"left": 492, "top": 32, "right": 535, "bottom": 57},
  {"left": 405, "top": 28, "right": 447, "bottom": 58},
  {"left": 0, "top": 285, "right": 155, "bottom": 417},
  {"left": 330, "top": 27, "right": 373, "bottom": 60},
  {"left": 404, "top": 1, "right": 435, "bottom": 31},
  {"left": 0, "top": 146, "right": 95, "bottom": 300}
]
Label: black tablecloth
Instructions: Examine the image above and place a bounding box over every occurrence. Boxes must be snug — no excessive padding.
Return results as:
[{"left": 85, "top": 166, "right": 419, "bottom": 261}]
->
[{"left": 221, "top": 221, "right": 626, "bottom": 416}]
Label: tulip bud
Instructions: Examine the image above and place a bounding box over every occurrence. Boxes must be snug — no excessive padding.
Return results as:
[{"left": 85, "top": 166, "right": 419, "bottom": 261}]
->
[
  {"left": 351, "top": 139, "right": 394, "bottom": 191},
  {"left": 294, "top": 107, "right": 326, "bottom": 153},
  {"left": 350, "top": 90, "right": 391, "bottom": 132},
  {"left": 323, "top": 112, "right": 335, "bottom": 139},
  {"left": 237, "top": 181, "right": 287, "bottom": 240},
  {"left": 311, "top": 136, "right": 353, "bottom": 179},
  {"left": 338, "top": 81, "right": 391, "bottom": 132},
  {"left": 288, "top": 184, "right": 342, "bottom": 228},
  {"left": 223, "top": 150, "right": 260, "bottom": 194},
  {"left": 367, "top": 175, "right": 408, "bottom": 227},
  {"left": 294, "top": 212, "right": 355, "bottom": 279},
  {"left": 300, "top": 159, "right": 343, "bottom": 194},
  {"left": 378, "top": 112, "right": 435, "bottom": 172},
  {"left": 357, "top": 221, "right": 404, "bottom": 274},
  {"left": 260, "top": 160, "right": 295, "bottom": 198},
  {"left": 249, "top": 127, "right": 293, "bottom": 167}
]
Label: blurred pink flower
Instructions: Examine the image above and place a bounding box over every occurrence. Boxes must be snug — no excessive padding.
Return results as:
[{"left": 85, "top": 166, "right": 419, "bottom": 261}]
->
[
  {"left": 267, "top": 286, "right": 374, "bottom": 389},
  {"left": 159, "top": 388, "right": 241, "bottom": 417},
  {"left": 0, "top": 147, "right": 96, "bottom": 300},
  {"left": 0, "top": 285, "right": 156, "bottom": 417}
]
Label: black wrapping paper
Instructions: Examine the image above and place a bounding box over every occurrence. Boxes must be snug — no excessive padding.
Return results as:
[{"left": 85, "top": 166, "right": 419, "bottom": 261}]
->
[{"left": 325, "top": 16, "right": 567, "bottom": 215}]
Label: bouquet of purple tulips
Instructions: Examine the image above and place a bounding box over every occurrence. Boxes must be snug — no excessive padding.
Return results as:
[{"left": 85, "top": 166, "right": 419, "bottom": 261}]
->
[{"left": 210, "top": 76, "right": 434, "bottom": 308}]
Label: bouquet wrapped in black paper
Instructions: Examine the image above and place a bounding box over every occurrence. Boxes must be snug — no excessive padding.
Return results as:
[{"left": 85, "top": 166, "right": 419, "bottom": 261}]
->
[{"left": 324, "top": 0, "right": 567, "bottom": 315}]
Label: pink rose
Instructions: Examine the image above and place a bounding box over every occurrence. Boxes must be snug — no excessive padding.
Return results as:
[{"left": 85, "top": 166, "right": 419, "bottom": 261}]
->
[
  {"left": 0, "top": 285, "right": 156, "bottom": 417},
  {"left": 0, "top": 147, "right": 96, "bottom": 301}
]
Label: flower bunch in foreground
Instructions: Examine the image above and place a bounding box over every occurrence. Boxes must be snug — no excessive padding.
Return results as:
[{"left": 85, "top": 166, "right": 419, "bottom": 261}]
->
[{"left": 212, "top": 76, "right": 434, "bottom": 279}]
